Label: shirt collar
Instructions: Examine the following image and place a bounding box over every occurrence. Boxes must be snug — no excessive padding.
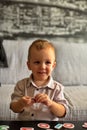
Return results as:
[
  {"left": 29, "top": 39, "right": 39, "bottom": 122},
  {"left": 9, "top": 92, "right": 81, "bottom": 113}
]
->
[{"left": 27, "top": 74, "right": 54, "bottom": 89}]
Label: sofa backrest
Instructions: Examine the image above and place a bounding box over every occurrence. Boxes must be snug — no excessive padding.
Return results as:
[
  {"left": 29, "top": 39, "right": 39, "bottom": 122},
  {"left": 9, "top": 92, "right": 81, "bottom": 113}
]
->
[
  {"left": 53, "top": 42, "right": 87, "bottom": 86},
  {"left": 0, "top": 40, "right": 31, "bottom": 84},
  {"left": 0, "top": 39, "right": 87, "bottom": 86}
]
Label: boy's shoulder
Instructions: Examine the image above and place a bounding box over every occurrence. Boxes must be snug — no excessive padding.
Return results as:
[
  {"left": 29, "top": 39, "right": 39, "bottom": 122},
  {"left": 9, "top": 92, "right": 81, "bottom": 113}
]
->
[
  {"left": 16, "top": 77, "right": 30, "bottom": 85},
  {"left": 53, "top": 80, "right": 64, "bottom": 89}
]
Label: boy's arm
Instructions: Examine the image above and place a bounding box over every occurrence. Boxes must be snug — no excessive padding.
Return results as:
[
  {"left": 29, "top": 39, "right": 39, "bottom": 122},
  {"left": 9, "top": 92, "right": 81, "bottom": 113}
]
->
[
  {"left": 10, "top": 99, "right": 25, "bottom": 113},
  {"left": 10, "top": 96, "right": 34, "bottom": 113},
  {"left": 35, "top": 93, "right": 66, "bottom": 118},
  {"left": 48, "top": 100, "right": 66, "bottom": 117}
]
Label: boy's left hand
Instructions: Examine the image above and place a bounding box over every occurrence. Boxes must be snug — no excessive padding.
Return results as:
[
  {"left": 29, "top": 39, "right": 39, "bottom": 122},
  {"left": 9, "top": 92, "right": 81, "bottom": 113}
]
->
[{"left": 35, "top": 93, "right": 52, "bottom": 107}]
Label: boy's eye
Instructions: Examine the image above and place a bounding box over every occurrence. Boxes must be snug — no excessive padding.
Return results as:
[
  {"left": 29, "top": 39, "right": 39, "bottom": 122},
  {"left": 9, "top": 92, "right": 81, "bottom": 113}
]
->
[
  {"left": 34, "top": 61, "right": 40, "bottom": 64},
  {"left": 45, "top": 61, "right": 51, "bottom": 64},
  {"left": 33, "top": 61, "right": 51, "bottom": 65}
]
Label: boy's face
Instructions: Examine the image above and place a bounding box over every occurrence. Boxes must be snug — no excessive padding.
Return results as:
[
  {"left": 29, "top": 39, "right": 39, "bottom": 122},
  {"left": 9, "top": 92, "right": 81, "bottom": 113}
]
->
[{"left": 27, "top": 47, "right": 56, "bottom": 82}]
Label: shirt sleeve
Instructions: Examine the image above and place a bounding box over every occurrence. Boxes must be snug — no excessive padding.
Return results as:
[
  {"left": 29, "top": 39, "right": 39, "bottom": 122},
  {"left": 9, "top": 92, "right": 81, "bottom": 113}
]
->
[
  {"left": 11, "top": 79, "right": 26, "bottom": 102},
  {"left": 53, "top": 81, "right": 69, "bottom": 117}
]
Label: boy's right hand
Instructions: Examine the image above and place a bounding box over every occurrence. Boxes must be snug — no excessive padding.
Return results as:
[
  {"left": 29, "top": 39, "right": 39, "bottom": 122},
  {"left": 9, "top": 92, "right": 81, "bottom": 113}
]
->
[{"left": 10, "top": 96, "right": 36, "bottom": 113}]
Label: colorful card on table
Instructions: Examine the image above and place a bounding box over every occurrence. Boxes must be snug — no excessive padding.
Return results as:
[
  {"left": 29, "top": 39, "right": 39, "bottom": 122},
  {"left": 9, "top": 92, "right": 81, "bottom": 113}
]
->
[
  {"left": 0, "top": 125, "right": 9, "bottom": 130},
  {"left": 20, "top": 127, "right": 34, "bottom": 130},
  {"left": 82, "top": 122, "right": 87, "bottom": 128},
  {"left": 63, "top": 123, "right": 75, "bottom": 129},
  {"left": 37, "top": 123, "right": 50, "bottom": 129},
  {"left": 54, "top": 123, "right": 63, "bottom": 129}
]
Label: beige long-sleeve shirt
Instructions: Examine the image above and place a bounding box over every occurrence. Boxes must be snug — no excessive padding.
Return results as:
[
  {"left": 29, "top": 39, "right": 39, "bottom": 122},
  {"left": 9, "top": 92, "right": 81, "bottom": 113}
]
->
[{"left": 10, "top": 75, "right": 68, "bottom": 121}]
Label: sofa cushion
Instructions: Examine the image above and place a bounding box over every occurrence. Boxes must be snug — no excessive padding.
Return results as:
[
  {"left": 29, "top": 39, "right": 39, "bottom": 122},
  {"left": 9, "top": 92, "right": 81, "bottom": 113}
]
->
[
  {"left": 0, "top": 84, "right": 17, "bottom": 120},
  {"left": 63, "top": 86, "right": 87, "bottom": 121}
]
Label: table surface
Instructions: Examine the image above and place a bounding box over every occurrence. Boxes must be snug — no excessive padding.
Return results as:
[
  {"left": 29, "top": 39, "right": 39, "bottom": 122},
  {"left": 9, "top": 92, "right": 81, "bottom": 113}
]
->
[{"left": 0, "top": 121, "right": 86, "bottom": 130}]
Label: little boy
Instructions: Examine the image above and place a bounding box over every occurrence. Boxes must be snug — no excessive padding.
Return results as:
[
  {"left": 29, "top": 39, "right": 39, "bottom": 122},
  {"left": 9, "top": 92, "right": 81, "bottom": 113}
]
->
[{"left": 10, "top": 39, "right": 68, "bottom": 121}]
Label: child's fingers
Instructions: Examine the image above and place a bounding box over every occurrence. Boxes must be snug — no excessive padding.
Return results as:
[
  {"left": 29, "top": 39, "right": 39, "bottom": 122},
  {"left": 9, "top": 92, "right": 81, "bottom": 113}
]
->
[
  {"left": 22, "top": 96, "right": 32, "bottom": 105},
  {"left": 35, "top": 94, "right": 48, "bottom": 103}
]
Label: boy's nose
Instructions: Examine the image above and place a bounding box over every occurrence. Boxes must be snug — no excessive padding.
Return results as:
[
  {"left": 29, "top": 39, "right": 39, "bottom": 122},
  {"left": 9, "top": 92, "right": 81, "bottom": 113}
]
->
[{"left": 40, "top": 63, "right": 46, "bottom": 68}]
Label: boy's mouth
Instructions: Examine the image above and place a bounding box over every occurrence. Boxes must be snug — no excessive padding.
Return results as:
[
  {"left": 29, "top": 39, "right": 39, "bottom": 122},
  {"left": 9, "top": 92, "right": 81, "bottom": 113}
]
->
[{"left": 38, "top": 72, "right": 46, "bottom": 74}]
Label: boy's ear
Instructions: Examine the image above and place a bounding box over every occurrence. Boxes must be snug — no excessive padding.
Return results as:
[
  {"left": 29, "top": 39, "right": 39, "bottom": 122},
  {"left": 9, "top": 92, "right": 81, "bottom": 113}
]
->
[
  {"left": 27, "top": 61, "right": 31, "bottom": 70},
  {"left": 53, "top": 61, "right": 56, "bottom": 69}
]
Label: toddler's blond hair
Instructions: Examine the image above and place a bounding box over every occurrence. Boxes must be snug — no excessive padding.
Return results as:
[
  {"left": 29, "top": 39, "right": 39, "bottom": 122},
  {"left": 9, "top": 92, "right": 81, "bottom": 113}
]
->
[{"left": 28, "top": 39, "right": 55, "bottom": 61}]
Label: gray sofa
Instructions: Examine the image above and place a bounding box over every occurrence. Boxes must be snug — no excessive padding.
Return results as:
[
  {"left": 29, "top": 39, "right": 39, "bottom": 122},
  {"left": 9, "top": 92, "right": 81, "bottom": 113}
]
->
[{"left": 0, "top": 39, "right": 87, "bottom": 121}]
